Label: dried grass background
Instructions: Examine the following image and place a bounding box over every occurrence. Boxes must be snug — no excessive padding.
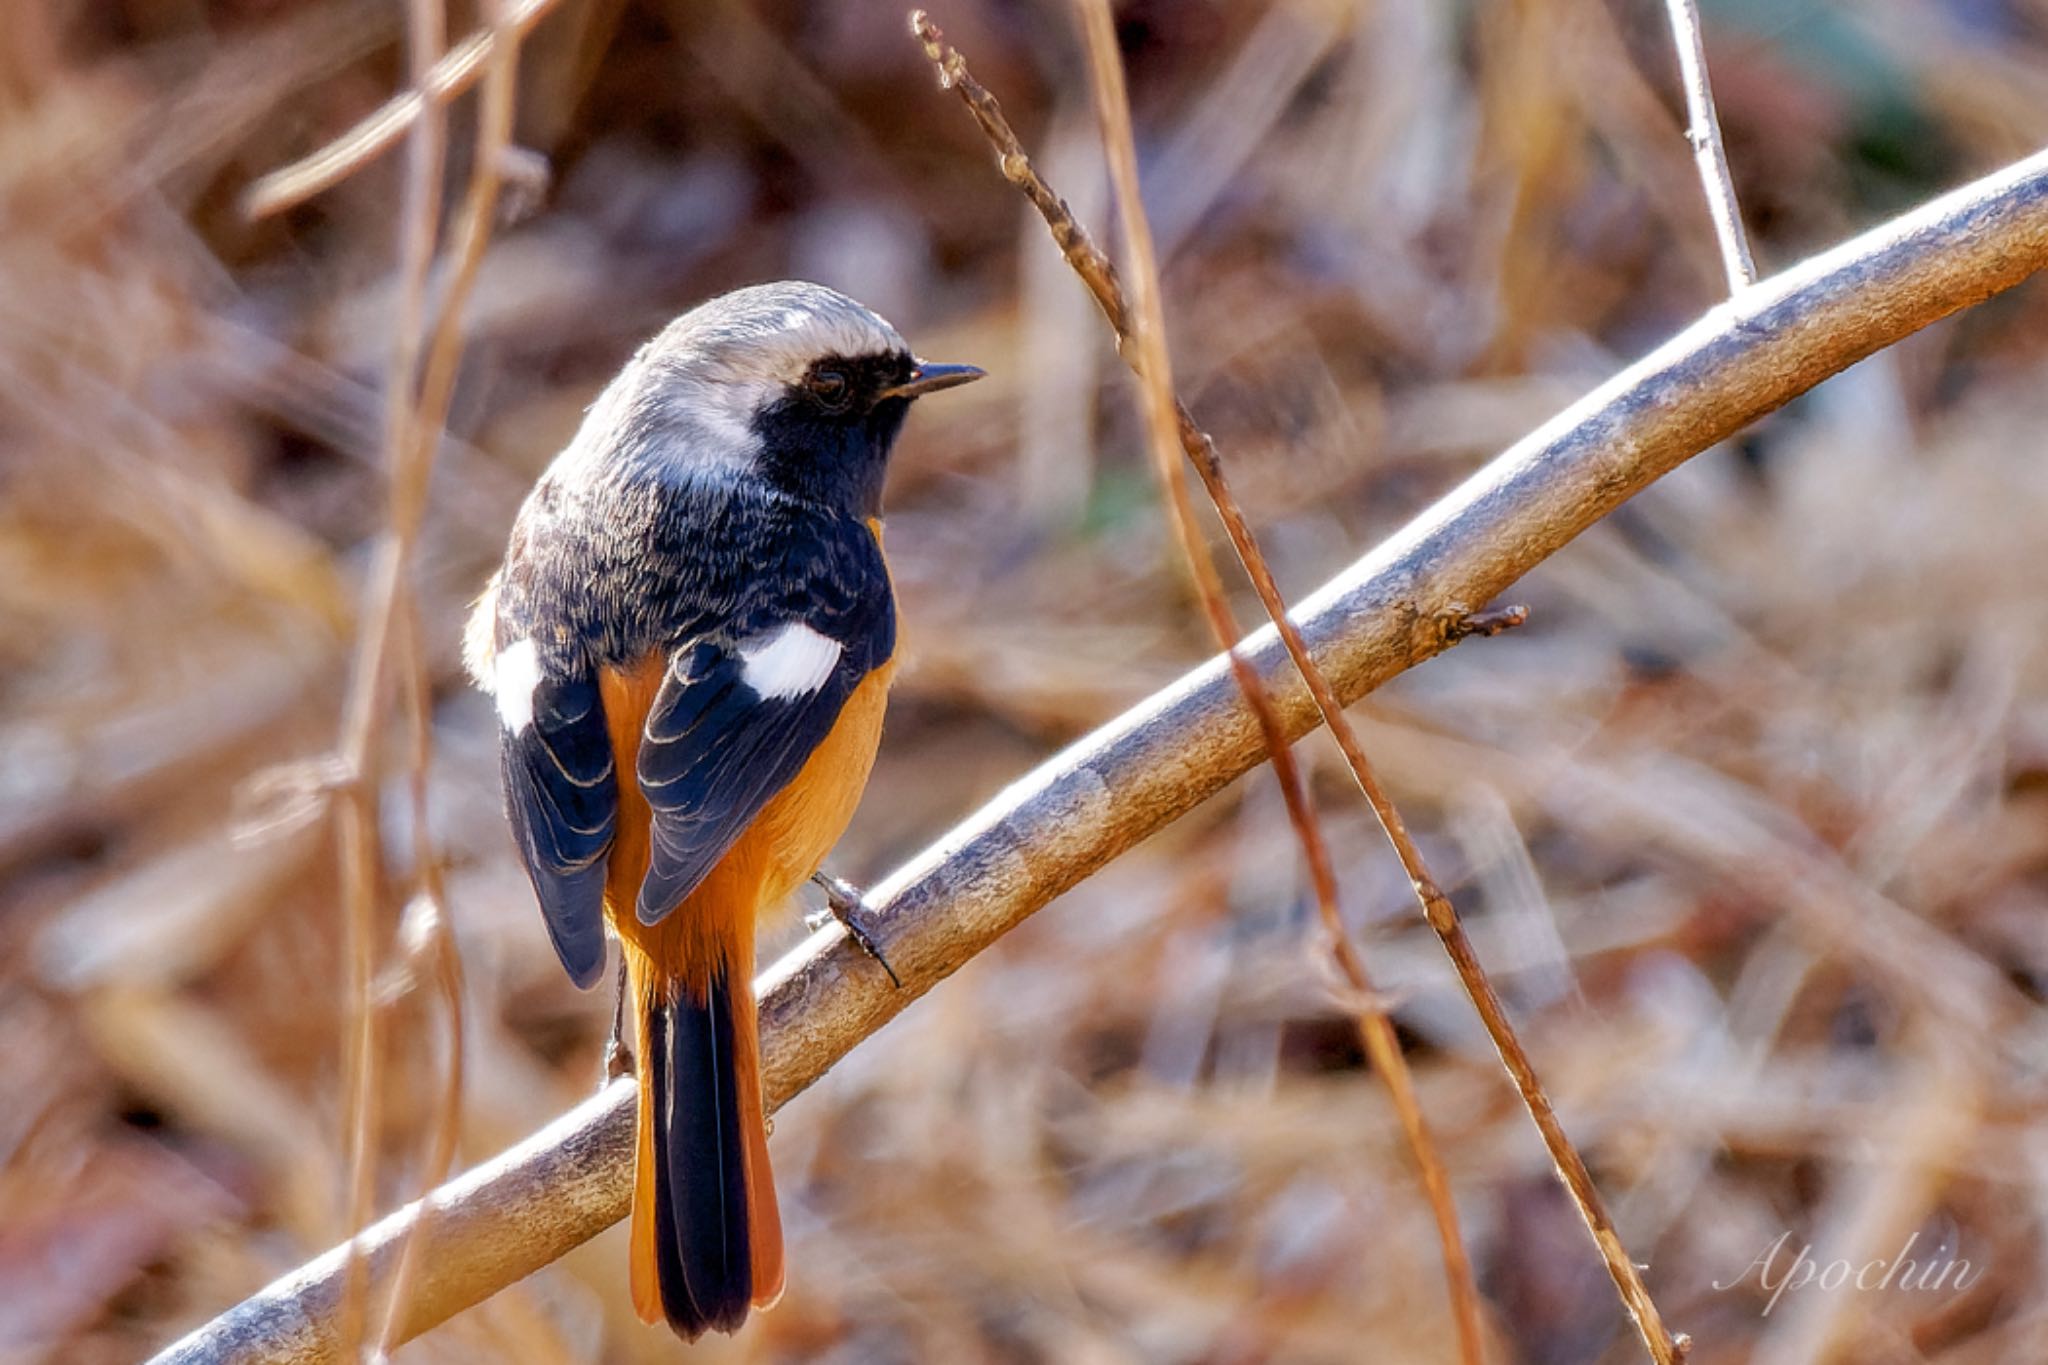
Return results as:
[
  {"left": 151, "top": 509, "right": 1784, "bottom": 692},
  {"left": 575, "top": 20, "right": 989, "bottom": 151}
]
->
[{"left": 7, "top": 1, "right": 2048, "bottom": 1361}]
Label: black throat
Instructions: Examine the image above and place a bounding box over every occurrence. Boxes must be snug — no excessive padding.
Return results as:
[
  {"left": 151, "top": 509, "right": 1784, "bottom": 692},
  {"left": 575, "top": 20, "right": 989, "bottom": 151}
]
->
[
  {"left": 750, "top": 399, "right": 909, "bottom": 518},
  {"left": 748, "top": 351, "right": 916, "bottom": 518}
]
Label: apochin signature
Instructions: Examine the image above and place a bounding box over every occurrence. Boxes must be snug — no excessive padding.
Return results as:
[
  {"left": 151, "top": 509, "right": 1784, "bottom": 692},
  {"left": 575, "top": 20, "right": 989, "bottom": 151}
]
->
[{"left": 1715, "top": 1231, "right": 1982, "bottom": 1315}]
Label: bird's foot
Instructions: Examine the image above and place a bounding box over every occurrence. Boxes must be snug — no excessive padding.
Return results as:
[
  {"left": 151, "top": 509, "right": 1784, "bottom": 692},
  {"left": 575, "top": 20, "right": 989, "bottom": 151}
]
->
[
  {"left": 808, "top": 871, "right": 903, "bottom": 989},
  {"left": 602, "top": 957, "right": 634, "bottom": 1086},
  {"left": 602, "top": 1032, "right": 634, "bottom": 1085}
]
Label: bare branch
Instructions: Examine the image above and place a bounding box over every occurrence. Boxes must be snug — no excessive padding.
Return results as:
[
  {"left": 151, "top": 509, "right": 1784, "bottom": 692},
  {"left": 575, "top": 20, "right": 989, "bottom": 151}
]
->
[
  {"left": 1066, "top": 1, "right": 1488, "bottom": 1357},
  {"left": 366, "top": 0, "right": 524, "bottom": 1349},
  {"left": 921, "top": 9, "right": 1672, "bottom": 1356},
  {"left": 1664, "top": 0, "right": 1757, "bottom": 292},
  {"left": 368, "top": 888, "right": 465, "bottom": 1360},
  {"left": 330, "top": 0, "right": 446, "bottom": 1350},
  {"left": 150, "top": 138, "right": 2048, "bottom": 1365},
  {"left": 238, "top": 0, "right": 562, "bottom": 221}
]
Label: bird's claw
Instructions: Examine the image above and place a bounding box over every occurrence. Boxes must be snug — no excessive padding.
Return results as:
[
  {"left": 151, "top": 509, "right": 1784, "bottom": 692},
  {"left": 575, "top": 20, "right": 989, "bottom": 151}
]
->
[
  {"left": 602, "top": 1032, "right": 635, "bottom": 1085},
  {"left": 601, "top": 955, "right": 634, "bottom": 1087}
]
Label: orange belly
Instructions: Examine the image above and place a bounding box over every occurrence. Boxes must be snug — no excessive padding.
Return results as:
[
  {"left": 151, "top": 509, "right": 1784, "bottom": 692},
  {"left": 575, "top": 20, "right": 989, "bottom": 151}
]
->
[{"left": 597, "top": 654, "right": 897, "bottom": 989}]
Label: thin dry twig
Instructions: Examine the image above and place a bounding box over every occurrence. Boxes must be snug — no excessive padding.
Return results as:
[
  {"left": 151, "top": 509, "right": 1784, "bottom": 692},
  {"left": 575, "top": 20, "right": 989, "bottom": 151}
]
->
[
  {"left": 331, "top": 0, "right": 447, "bottom": 1351},
  {"left": 1664, "top": 0, "right": 1757, "bottom": 292},
  {"left": 152, "top": 102, "right": 2048, "bottom": 1365},
  {"left": 238, "top": 0, "right": 562, "bottom": 222},
  {"left": 367, "top": 888, "right": 467, "bottom": 1363},
  {"left": 366, "top": 8, "right": 525, "bottom": 1340},
  {"left": 917, "top": 10, "right": 1682, "bottom": 1358},
  {"left": 322, "top": 0, "right": 526, "bottom": 1352},
  {"left": 1067, "top": 1, "right": 1488, "bottom": 1358}
]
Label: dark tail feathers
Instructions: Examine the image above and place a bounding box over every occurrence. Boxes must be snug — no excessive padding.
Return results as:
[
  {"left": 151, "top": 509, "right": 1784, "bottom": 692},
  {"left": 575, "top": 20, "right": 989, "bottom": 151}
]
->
[{"left": 641, "top": 966, "right": 782, "bottom": 1340}]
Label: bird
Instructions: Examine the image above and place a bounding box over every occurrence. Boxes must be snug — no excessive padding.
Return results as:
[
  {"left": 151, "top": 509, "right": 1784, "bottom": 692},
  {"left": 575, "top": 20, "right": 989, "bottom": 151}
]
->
[{"left": 465, "top": 281, "right": 982, "bottom": 1339}]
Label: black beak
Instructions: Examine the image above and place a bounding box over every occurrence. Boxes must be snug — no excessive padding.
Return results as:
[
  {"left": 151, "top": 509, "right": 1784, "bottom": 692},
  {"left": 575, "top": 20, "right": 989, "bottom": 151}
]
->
[{"left": 879, "top": 361, "right": 985, "bottom": 401}]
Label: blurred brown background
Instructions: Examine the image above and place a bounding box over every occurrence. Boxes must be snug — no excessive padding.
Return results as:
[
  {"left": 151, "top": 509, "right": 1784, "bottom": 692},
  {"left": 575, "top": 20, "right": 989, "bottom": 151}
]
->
[{"left": 8, "top": 0, "right": 2048, "bottom": 1361}]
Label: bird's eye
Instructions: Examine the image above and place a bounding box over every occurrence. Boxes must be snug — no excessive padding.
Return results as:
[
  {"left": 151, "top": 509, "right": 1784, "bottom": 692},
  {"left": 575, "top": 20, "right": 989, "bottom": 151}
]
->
[{"left": 809, "top": 368, "right": 852, "bottom": 411}]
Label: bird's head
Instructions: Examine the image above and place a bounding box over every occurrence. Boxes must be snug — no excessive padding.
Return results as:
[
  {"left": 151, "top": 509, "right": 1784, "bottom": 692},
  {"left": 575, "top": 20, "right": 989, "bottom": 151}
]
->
[{"left": 591, "top": 281, "right": 982, "bottom": 517}]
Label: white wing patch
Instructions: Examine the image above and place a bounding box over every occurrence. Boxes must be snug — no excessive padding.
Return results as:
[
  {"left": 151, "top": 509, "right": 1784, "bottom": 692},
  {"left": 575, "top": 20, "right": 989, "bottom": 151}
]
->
[
  {"left": 739, "top": 622, "right": 843, "bottom": 700},
  {"left": 494, "top": 638, "right": 544, "bottom": 733}
]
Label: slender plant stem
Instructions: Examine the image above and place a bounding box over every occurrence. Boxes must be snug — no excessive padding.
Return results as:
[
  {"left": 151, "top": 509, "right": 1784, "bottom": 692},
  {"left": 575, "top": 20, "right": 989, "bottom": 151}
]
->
[
  {"left": 1664, "top": 0, "right": 1757, "bottom": 293},
  {"left": 1067, "top": 1, "right": 1490, "bottom": 1357},
  {"left": 331, "top": 0, "right": 447, "bottom": 1352},
  {"left": 917, "top": 9, "right": 1692, "bottom": 1357},
  {"left": 239, "top": 0, "right": 562, "bottom": 221},
  {"left": 357, "top": 0, "right": 530, "bottom": 1347}
]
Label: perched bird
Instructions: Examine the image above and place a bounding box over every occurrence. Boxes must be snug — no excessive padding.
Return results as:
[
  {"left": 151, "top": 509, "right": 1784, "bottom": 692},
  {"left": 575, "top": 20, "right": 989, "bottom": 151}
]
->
[{"left": 466, "top": 281, "right": 982, "bottom": 1339}]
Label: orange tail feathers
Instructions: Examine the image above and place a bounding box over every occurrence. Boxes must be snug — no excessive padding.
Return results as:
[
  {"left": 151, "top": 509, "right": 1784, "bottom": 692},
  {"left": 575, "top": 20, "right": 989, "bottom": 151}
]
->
[{"left": 626, "top": 944, "right": 784, "bottom": 1339}]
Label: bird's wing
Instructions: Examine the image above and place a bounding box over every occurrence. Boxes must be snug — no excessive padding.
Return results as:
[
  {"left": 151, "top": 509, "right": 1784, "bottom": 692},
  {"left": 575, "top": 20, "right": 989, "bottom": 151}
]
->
[
  {"left": 635, "top": 530, "right": 893, "bottom": 924},
  {"left": 495, "top": 653, "right": 617, "bottom": 988}
]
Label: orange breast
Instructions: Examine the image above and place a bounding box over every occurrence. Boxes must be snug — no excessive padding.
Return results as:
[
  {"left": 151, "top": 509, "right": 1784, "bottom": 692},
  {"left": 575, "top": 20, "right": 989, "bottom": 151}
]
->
[
  {"left": 753, "top": 659, "right": 895, "bottom": 904},
  {"left": 598, "top": 654, "right": 896, "bottom": 991}
]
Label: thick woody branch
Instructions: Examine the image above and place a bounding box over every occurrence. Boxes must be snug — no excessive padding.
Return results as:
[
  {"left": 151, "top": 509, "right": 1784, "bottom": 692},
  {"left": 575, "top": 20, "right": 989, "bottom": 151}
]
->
[{"left": 152, "top": 144, "right": 2048, "bottom": 1364}]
